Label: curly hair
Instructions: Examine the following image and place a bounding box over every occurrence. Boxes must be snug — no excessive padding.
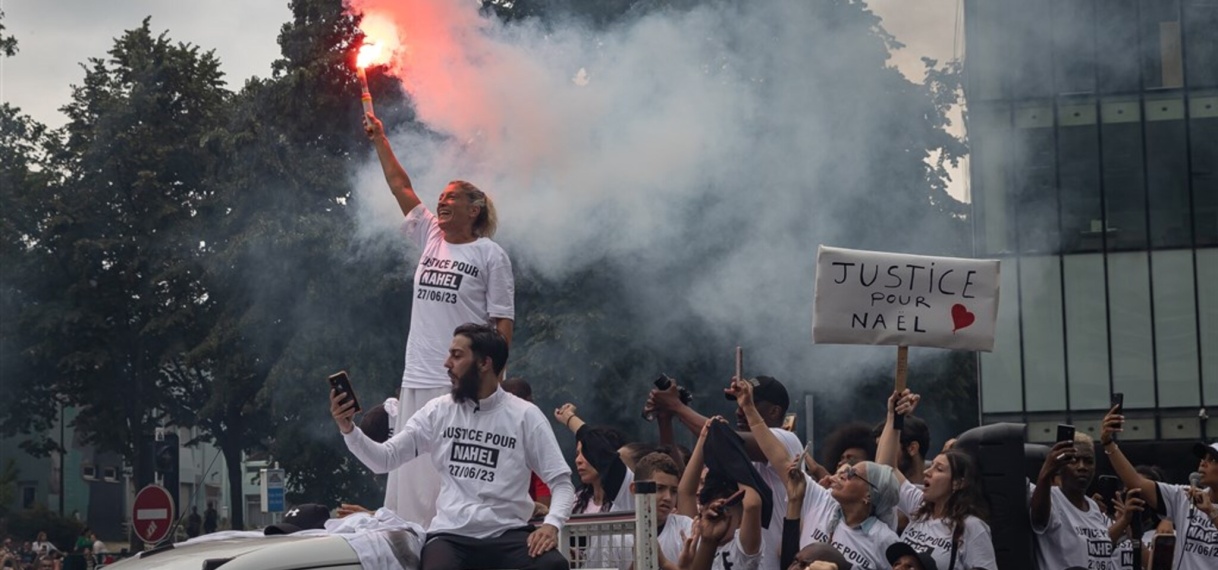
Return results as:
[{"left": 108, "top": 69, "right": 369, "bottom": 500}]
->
[{"left": 822, "top": 421, "right": 877, "bottom": 468}]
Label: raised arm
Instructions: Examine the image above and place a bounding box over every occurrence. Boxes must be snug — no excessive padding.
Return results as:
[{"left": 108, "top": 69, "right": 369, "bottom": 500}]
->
[
  {"left": 364, "top": 113, "right": 421, "bottom": 217},
  {"left": 334, "top": 388, "right": 423, "bottom": 474},
  {"left": 1030, "top": 440, "right": 1076, "bottom": 530},
  {"left": 651, "top": 383, "right": 711, "bottom": 436},
  {"left": 678, "top": 419, "right": 714, "bottom": 517},
  {"left": 737, "top": 483, "right": 763, "bottom": 556},
  {"left": 731, "top": 378, "right": 796, "bottom": 469},
  {"left": 1099, "top": 405, "right": 1160, "bottom": 511},
  {"left": 553, "top": 403, "right": 586, "bottom": 434},
  {"left": 877, "top": 390, "right": 918, "bottom": 485}
]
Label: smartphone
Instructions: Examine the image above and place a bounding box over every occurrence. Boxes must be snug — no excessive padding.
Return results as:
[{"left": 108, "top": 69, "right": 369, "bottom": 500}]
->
[
  {"left": 1097, "top": 475, "right": 1120, "bottom": 515},
  {"left": 782, "top": 413, "right": 797, "bottom": 432},
  {"left": 328, "top": 371, "right": 361, "bottom": 413},
  {"left": 1110, "top": 392, "right": 1124, "bottom": 443},
  {"left": 1149, "top": 533, "right": 1176, "bottom": 570},
  {"left": 1056, "top": 424, "right": 1076, "bottom": 444}
]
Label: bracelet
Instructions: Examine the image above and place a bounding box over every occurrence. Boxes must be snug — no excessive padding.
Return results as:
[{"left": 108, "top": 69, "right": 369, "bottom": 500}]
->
[{"left": 565, "top": 415, "right": 576, "bottom": 429}]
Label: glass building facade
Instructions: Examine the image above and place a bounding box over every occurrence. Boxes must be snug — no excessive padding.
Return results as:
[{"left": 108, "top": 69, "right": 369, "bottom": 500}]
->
[{"left": 964, "top": 0, "right": 1217, "bottom": 442}]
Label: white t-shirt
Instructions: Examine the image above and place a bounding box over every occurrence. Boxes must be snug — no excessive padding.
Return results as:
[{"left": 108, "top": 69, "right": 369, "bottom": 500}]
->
[
  {"left": 582, "top": 469, "right": 639, "bottom": 570},
  {"left": 897, "top": 480, "right": 997, "bottom": 570},
  {"left": 342, "top": 387, "right": 573, "bottom": 538},
  {"left": 400, "top": 205, "right": 514, "bottom": 389},
  {"left": 1031, "top": 484, "right": 1124, "bottom": 570},
  {"left": 658, "top": 514, "right": 695, "bottom": 563},
  {"left": 754, "top": 427, "right": 803, "bottom": 570},
  {"left": 711, "top": 529, "right": 763, "bottom": 570},
  {"left": 800, "top": 474, "right": 899, "bottom": 570},
  {"left": 1156, "top": 483, "right": 1218, "bottom": 569}
]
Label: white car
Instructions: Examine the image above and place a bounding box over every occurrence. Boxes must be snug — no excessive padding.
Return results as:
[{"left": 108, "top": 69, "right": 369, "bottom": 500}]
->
[{"left": 102, "top": 534, "right": 397, "bottom": 570}]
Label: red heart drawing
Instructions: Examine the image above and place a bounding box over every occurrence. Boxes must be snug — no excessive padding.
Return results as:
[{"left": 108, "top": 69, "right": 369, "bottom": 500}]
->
[{"left": 951, "top": 303, "right": 975, "bottom": 333}]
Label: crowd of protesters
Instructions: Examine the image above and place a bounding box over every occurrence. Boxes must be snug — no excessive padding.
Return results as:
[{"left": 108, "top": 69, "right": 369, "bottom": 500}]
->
[
  {"left": 0, "top": 528, "right": 112, "bottom": 570},
  {"left": 321, "top": 115, "right": 1218, "bottom": 570},
  {"left": 328, "top": 322, "right": 1218, "bottom": 570}
]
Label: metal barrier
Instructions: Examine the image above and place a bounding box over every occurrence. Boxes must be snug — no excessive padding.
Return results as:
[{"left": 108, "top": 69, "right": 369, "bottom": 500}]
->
[{"left": 558, "top": 481, "right": 658, "bottom": 570}]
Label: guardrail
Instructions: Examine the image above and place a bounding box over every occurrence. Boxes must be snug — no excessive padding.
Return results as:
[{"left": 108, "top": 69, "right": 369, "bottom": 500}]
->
[{"left": 558, "top": 481, "right": 658, "bottom": 570}]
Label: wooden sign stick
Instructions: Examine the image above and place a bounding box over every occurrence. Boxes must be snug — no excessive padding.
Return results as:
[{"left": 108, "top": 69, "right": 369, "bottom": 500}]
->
[{"left": 894, "top": 345, "right": 909, "bottom": 430}]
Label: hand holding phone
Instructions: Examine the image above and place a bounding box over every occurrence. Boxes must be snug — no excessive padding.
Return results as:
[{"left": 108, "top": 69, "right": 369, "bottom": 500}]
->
[
  {"left": 328, "top": 371, "right": 361, "bottom": 413},
  {"left": 1110, "top": 393, "right": 1124, "bottom": 443},
  {"left": 1056, "top": 424, "right": 1076, "bottom": 444}
]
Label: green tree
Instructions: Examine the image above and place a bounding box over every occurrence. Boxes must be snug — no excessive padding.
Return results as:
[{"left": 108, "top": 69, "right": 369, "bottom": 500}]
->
[
  {"left": 0, "top": 11, "right": 18, "bottom": 57},
  {"left": 6, "top": 19, "right": 229, "bottom": 492},
  {"left": 191, "top": 0, "right": 413, "bottom": 511}
]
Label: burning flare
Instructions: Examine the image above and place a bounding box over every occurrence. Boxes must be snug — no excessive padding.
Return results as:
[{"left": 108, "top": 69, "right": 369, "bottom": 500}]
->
[{"left": 357, "top": 43, "right": 383, "bottom": 69}]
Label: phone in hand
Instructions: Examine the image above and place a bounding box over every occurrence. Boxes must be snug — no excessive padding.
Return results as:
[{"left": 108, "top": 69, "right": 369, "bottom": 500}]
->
[
  {"left": 1149, "top": 532, "right": 1176, "bottom": 570},
  {"left": 328, "top": 371, "right": 361, "bottom": 413},
  {"left": 1096, "top": 475, "right": 1120, "bottom": 516},
  {"left": 1109, "top": 393, "right": 1124, "bottom": 443},
  {"left": 1056, "top": 424, "right": 1076, "bottom": 444}
]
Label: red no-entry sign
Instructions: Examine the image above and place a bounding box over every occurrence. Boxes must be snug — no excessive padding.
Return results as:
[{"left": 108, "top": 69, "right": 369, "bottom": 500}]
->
[{"left": 133, "top": 484, "right": 175, "bottom": 544}]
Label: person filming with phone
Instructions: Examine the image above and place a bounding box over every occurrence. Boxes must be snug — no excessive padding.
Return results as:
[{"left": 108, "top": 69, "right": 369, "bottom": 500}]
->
[
  {"left": 1100, "top": 403, "right": 1218, "bottom": 570},
  {"left": 363, "top": 113, "right": 516, "bottom": 528},
  {"left": 1029, "top": 426, "right": 1145, "bottom": 570},
  {"left": 330, "top": 323, "right": 572, "bottom": 570}
]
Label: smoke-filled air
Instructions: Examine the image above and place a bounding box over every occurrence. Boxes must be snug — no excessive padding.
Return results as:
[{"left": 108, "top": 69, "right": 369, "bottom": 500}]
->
[{"left": 346, "top": 0, "right": 968, "bottom": 411}]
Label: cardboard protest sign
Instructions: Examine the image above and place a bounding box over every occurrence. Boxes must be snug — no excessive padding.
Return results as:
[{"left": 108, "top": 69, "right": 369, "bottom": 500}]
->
[{"left": 813, "top": 246, "right": 1001, "bottom": 351}]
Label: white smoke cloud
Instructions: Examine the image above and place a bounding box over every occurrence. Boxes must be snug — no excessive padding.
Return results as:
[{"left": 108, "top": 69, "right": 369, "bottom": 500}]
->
[{"left": 347, "top": 0, "right": 965, "bottom": 398}]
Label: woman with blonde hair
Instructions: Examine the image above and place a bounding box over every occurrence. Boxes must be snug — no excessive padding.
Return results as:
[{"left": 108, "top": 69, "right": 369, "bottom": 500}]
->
[{"left": 364, "top": 113, "right": 515, "bottom": 528}]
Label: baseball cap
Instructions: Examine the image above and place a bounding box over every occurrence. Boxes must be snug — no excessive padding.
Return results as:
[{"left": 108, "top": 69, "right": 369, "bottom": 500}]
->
[
  {"left": 1193, "top": 442, "right": 1218, "bottom": 461},
  {"left": 264, "top": 504, "right": 331, "bottom": 535},
  {"left": 886, "top": 542, "right": 939, "bottom": 570},
  {"left": 726, "top": 375, "right": 790, "bottom": 411}
]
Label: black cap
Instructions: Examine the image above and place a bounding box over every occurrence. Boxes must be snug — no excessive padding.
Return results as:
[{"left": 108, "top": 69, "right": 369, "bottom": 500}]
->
[
  {"left": 885, "top": 543, "right": 938, "bottom": 570},
  {"left": 264, "top": 504, "right": 330, "bottom": 535},
  {"left": 1192, "top": 442, "right": 1218, "bottom": 462},
  {"left": 751, "top": 376, "right": 789, "bottom": 411}
]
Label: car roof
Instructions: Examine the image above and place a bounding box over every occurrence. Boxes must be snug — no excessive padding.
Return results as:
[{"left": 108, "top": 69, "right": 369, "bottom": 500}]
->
[{"left": 103, "top": 535, "right": 361, "bottom": 570}]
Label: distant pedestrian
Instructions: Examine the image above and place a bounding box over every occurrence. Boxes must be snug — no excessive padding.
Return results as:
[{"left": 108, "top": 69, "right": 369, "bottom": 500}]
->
[
  {"left": 185, "top": 506, "right": 202, "bottom": 538},
  {"left": 203, "top": 503, "right": 218, "bottom": 535}
]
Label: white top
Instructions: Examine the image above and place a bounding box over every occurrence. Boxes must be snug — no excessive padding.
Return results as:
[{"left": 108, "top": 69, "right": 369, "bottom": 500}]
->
[
  {"left": 658, "top": 514, "right": 695, "bottom": 563},
  {"left": 755, "top": 427, "right": 804, "bottom": 570},
  {"left": 897, "top": 480, "right": 996, "bottom": 570},
  {"left": 1157, "top": 483, "right": 1218, "bottom": 570},
  {"left": 342, "top": 387, "right": 573, "bottom": 538},
  {"left": 710, "top": 529, "right": 763, "bottom": 570},
  {"left": 1031, "top": 484, "right": 1124, "bottom": 570},
  {"left": 400, "top": 205, "right": 514, "bottom": 389},
  {"left": 800, "top": 474, "right": 899, "bottom": 570}
]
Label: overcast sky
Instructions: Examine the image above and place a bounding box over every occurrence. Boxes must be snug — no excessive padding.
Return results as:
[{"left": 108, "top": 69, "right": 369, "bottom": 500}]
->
[{"left": 1, "top": 0, "right": 965, "bottom": 198}]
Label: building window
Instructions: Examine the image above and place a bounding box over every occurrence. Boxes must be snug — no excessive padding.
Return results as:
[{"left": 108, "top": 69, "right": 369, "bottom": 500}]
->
[
  {"left": 1097, "top": 0, "right": 1141, "bottom": 93},
  {"left": 21, "top": 484, "right": 35, "bottom": 509},
  {"left": 1183, "top": 1, "right": 1218, "bottom": 87},
  {"left": 1107, "top": 252, "right": 1157, "bottom": 407},
  {"left": 1059, "top": 101, "right": 1103, "bottom": 253},
  {"left": 1013, "top": 105, "right": 1058, "bottom": 254},
  {"left": 1151, "top": 250, "right": 1201, "bottom": 407},
  {"left": 1052, "top": 0, "right": 1097, "bottom": 94},
  {"left": 1145, "top": 96, "right": 1191, "bottom": 248},
  {"left": 1140, "top": 0, "right": 1184, "bottom": 89},
  {"left": 1020, "top": 256, "right": 1068, "bottom": 411},
  {"left": 1063, "top": 253, "right": 1112, "bottom": 410},
  {"left": 102, "top": 467, "right": 118, "bottom": 483},
  {"left": 1191, "top": 100, "right": 1218, "bottom": 246},
  {"left": 1102, "top": 118, "right": 1148, "bottom": 250},
  {"left": 82, "top": 465, "right": 96, "bottom": 481},
  {"left": 981, "top": 259, "right": 1024, "bottom": 413},
  {"left": 1197, "top": 249, "right": 1218, "bottom": 407}
]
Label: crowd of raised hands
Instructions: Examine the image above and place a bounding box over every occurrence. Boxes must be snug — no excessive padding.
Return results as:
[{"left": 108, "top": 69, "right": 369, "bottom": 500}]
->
[{"left": 544, "top": 368, "right": 1218, "bottom": 570}]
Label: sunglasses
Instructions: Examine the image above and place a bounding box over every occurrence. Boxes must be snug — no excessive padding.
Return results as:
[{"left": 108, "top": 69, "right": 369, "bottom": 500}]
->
[{"left": 843, "top": 467, "right": 879, "bottom": 491}]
